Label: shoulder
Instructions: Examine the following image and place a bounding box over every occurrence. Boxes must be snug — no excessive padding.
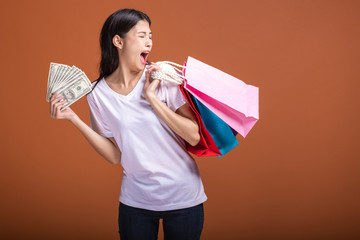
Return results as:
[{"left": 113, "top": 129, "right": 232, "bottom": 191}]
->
[
  {"left": 87, "top": 79, "right": 103, "bottom": 102},
  {"left": 88, "top": 78, "right": 107, "bottom": 94},
  {"left": 91, "top": 79, "right": 102, "bottom": 90},
  {"left": 161, "top": 80, "right": 181, "bottom": 93}
]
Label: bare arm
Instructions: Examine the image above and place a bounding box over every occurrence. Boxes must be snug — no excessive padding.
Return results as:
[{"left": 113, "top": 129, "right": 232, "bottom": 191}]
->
[
  {"left": 50, "top": 93, "right": 121, "bottom": 164},
  {"left": 143, "top": 64, "right": 200, "bottom": 146}
]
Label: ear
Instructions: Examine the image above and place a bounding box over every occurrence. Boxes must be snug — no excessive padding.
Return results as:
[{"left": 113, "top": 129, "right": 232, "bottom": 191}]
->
[{"left": 112, "top": 35, "right": 124, "bottom": 49}]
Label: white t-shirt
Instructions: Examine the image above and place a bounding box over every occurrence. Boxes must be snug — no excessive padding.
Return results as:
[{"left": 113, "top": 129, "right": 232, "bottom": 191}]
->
[{"left": 86, "top": 70, "right": 207, "bottom": 211}]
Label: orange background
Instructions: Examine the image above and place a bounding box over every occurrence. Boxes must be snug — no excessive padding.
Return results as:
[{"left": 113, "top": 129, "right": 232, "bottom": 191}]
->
[{"left": 1, "top": 0, "right": 359, "bottom": 239}]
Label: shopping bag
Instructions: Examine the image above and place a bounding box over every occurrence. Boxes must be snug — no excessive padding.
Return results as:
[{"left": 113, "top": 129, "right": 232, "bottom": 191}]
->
[
  {"left": 151, "top": 57, "right": 259, "bottom": 156},
  {"left": 179, "top": 85, "right": 221, "bottom": 157},
  {"left": 189, "top": 94, "right": 239, "bottom": 157},
  {"left": 184, "top": 57, "right": 259, "bottom": 138}
]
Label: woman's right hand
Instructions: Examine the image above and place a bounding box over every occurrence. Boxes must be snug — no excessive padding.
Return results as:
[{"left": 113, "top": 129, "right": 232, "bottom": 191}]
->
[{"left": 50, "top": 93, "right": 77, "bottom": 121}]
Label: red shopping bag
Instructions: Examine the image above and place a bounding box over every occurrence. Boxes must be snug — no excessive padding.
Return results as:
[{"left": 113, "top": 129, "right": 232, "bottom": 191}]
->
[{"left": 179, "top": 85, "right": 221, "bottom": 157}]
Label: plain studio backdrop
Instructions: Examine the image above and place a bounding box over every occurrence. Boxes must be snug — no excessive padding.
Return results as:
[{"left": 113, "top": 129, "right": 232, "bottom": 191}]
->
[{"left": 0, "top": 0, "right": 359, "bottom": 239}]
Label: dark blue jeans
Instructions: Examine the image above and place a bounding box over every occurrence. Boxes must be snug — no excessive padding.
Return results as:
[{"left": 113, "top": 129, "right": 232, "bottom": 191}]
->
[{"left": 118, "top": 202, "right": 204, "bottom": 240}]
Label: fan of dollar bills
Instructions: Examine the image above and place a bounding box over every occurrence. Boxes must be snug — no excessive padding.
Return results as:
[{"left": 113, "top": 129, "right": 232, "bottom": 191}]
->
[{"left": 46, "top": 62, "right": 92, "bottom": 111}]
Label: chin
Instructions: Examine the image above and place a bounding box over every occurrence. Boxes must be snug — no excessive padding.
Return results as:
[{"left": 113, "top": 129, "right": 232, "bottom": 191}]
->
[{"left": 130, "top": 64, "right": 145, "bottom": 73}]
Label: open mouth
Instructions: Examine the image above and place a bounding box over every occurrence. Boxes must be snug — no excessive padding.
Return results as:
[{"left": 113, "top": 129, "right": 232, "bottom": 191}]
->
[{"left": 140, "top": 52, "right": 149, "bottom": 64}]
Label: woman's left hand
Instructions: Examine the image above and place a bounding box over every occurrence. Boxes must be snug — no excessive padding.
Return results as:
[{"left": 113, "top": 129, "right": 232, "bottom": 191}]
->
[{"left": 143, "top": 62, "right": 161, "bottom": 101}]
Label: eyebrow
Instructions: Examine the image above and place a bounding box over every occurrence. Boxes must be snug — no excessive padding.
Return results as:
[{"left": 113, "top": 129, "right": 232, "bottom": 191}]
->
[{"left": 137, "top": 31, "right": 152, "bottom": 34}]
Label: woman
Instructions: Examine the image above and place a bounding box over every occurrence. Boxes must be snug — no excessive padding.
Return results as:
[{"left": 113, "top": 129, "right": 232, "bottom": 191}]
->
[{"left": 50, "top": 9, "right": 207, "bottom": 240}]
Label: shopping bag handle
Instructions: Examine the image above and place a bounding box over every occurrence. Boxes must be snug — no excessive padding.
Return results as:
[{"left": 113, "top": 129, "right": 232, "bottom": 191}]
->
[{"left": 150, "top": 61, "right": 186, "bottom": 85}]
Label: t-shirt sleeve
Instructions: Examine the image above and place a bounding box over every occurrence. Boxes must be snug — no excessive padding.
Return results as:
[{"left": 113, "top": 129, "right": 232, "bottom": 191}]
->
[
  {"left": 160, "top": 71, "right": 187, "bottom": 112},
  {"left": 164, "top": 81, "right": 187, "bottom": 112},
  {"left": 87, "top": 93, "right": 113, "bottom": 138}
]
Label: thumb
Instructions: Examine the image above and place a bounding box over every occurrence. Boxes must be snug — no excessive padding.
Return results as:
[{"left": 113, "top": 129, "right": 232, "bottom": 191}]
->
[{"left": 145, "top": 69, "right": 151, "bottom": 82}]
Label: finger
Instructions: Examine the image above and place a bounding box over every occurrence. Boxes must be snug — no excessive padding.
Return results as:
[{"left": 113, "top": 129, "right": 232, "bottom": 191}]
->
[
  {"left": 147, "top": 68, "right": 159, "bottom": 78},
  {"left": 152, "top": 64, "right": 160, "bottom": 70},
  {"left": 50, "top": 98, "right": 57, "bottom": 117},
  {"left": 54, "top": 101, "right": 66, "bottom": 118},
  {"left": 52, "top": 100, "right": 65, "bottom": 118},
  {"left": 149, "top": 66, "right": 160, "bottom": 72},
  {"left": 146, "top": 65, "right": 153, "bottom": 72},
  {"left": 152, "top": 62, "right": 160, "bottom": 68},
  {"left": 50, "top": 92, "right": 58, "bottom": 101},
  {"left": 148, "top": 79, "right": 160, "bottom": 92},
  {"left": 151, "top": 79, "right": 161, "bottom": 86},
  {"left": 145, "top": 69, "right": 151, "bottom": 81},
  {"left": 147, "top": 64, "right": 158, "bottom": 70},
  {"left": 51, "top": 102, "right": 60, "bottom": 118},
  {"left": 150, "top": 62, "right": 160, "bottom": 68},
  {"left": 50, "top": 96, "right": 64, "bottom": 106},
  {"left": 50, "top": 96, "right": 64, "bottom": 117}
]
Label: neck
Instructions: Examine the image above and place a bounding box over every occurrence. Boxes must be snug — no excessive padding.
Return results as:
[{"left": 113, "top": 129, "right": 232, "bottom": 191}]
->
[{"left": 107, "top": 62, "right": 144, "bottom": 88}]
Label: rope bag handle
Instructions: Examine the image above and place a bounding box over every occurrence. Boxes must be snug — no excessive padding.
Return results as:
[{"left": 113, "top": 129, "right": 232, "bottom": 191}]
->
[{"left": 150, "top": 61, "right": 186, "bottom": 85}]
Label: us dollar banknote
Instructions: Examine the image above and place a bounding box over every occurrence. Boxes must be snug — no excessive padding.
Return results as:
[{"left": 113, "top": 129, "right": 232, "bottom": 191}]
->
[{"left": 47, "top": 62, "right": 92, "bottom": 111}]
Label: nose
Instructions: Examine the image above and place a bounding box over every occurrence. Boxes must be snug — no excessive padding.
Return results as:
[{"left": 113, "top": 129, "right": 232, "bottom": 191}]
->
[{"left": 146, "top": 37, "right": 152, "bottom": 49}]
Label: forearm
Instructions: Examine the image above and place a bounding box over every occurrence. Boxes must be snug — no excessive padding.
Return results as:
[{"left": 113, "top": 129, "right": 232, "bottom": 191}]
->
[
  {"left": 147, "top": 95, "right": 200, "bottom": 146},
  {"left": 69, "top": 115, "right": 121, "bottom": 164}
]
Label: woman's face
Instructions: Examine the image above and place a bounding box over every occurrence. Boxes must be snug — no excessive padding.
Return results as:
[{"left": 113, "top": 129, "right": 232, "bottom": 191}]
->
[{"left": 119, "top": 20, "right": 152, "bottom": 72}]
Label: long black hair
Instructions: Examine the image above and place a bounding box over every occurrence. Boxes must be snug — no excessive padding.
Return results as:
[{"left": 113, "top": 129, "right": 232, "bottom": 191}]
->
[{"left": 92, "top": 9, "right": 151, "bottom": 89}]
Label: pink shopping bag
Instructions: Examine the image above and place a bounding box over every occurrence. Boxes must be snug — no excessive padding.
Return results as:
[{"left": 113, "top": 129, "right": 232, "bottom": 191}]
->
[{"left": 183, "top": 57, "right": 259, "bottom": 138}]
